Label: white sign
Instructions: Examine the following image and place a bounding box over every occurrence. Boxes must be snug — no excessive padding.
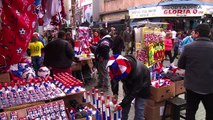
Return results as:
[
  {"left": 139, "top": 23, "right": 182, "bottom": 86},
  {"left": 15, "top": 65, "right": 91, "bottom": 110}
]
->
[
  {"left": 161, "top": 5, "right": 204, "bottom": 17},
  {"left": 80, "top": 0, "right": 92, "bottom": 6},
  {"left": 129, "top": 5, "right": 212, "bottom": 18},
  {"left": 129, "top": 7, "right": 158, "bottom": 19}
]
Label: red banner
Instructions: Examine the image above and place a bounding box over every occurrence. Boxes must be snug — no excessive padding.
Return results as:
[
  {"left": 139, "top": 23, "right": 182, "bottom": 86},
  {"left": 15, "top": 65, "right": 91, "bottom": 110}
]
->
[{"left": 0, "top": 0, "right": 37, "bottom": 71}]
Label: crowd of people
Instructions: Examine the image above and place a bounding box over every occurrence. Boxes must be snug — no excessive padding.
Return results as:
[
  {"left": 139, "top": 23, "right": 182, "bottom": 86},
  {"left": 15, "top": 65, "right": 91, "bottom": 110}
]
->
[
  {"left": 27, "top": 26, "right": 135, "bottom": 77},
  {"left": 26, "top": 23, "right": 213, "bottom": 120}
]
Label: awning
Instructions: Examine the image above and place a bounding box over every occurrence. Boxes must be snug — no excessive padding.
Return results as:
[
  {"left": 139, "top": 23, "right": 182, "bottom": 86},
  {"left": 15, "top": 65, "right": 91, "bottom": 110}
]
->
[
  {"left": 128, "top": 0, "right": 213, "bottom": 10},
  {"left": 128, "top": 1, "right": 213, "bottom": 19},
  {"left": 159, "top": 1, "right": 213, "bottom": 6}
]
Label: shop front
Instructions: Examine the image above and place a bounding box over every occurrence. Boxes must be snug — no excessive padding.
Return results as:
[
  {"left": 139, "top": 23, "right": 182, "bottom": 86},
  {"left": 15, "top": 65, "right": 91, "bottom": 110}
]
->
[
  {"left": 99, "top": 10, "right": 128, "bottom": 30},
  {"left": 128, "top": 1, "right": 213, "bottom": 31}
]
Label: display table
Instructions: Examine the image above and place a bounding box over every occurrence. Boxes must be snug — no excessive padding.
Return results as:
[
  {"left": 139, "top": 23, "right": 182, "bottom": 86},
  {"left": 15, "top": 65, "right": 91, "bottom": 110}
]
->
[
  {"left": 72, "top": 56, "right": 95, "bottom": 83},
  {"left": 0, "top": 90, "right": 85, "bottom": 119}
]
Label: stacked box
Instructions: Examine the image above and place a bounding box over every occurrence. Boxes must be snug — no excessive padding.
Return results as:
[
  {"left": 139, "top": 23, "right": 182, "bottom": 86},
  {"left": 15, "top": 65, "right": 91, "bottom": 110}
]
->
[
  {"left": 145, "top": 99, "right": 172, "bottom": 120},
  {"left": 150, "top": 82, "right": 175, "bottom": 102},
  {"left": 174, "top": 80, "right": 185, "bottom": 95}
]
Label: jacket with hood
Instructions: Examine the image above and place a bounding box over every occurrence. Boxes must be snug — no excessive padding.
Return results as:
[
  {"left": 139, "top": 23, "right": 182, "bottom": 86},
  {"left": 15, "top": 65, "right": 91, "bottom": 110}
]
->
[
  {"left": 95, "top": 35, "right": 113, "bottom": 60},
  {"left": 111, "top": 55, "right": 151, "bottom": 108}
]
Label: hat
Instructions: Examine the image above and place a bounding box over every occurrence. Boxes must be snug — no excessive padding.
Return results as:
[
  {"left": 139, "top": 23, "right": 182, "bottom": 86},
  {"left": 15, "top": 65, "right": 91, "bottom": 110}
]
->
[{"left": 106, "top": 55, "right": 132, "bottom": 80}]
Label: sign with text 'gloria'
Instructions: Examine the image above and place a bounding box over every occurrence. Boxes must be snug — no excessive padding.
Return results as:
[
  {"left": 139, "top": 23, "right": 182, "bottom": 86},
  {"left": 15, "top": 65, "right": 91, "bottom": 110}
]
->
[
  {"left": 162, "top": 5, "right": 204, "bottom": 17},
  {"left": 129, "top": 5, "right": 213, "bottom": 18}
]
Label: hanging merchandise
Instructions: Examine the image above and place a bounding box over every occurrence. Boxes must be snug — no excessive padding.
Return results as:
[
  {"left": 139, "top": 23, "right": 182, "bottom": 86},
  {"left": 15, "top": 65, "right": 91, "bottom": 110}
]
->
[
  {"left": 134, "top": 22, "right": 166, "bottom": 67},
  {"left": 43, "top": 0, "right": 63, "bottom": 26},
  {"left": 142, "top": 26, "right": 165, "bottom": 66},
  {"left": 75, "top": 27, "right": 92, "bottom": 55},
  {"left": 0, "top": 0, "right": 38, "bottom": 71}
]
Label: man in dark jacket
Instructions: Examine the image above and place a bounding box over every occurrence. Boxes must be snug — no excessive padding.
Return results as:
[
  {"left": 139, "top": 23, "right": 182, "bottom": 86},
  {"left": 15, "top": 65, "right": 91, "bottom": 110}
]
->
[
  {"left": 123, "top": 27, "right": 132, "bottom": 55},
  {"left": 112, "top": 31, "right": 125, "bottom": 55},
  {"left": 43, "top": 31, "right": 74, "bottom": 74},
  {"left": 178, "top": 24, "right": 213, "bottom": 120},
  {"left": 107, "top": 54, "right": 151, "bottom": 120},
  {"left": 94, "top": 29, "right": 113, "bottom": 90}
]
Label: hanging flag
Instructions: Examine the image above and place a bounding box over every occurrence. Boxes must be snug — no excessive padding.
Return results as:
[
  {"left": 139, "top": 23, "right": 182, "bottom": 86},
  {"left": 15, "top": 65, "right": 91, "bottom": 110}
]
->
[{"left": 0, "top": 0, "right": 38, "bottom": 71}]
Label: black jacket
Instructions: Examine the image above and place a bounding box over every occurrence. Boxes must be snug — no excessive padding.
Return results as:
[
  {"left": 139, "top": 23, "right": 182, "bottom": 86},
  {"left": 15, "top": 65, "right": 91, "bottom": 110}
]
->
[
  {"left": 112, "top": 36, "right": 124, "bottom": 54},
  {"left": 43, "top": 38, "right": 74, "bottom": 68},
  {"left": 178, "top": 37, "right": 213, "bottom": 93},
  {"left": 111, "top": 55, "right": 151, "bottom": 108},
  {"left": 95, "top": 35, "right": 113, "bottom": 60}
]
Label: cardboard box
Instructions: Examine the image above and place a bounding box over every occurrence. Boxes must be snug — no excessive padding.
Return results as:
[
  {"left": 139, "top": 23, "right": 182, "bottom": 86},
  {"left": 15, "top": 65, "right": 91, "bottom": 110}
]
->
[
  {"left": 68, "top": 103, "right": 96, "bottom": 120},
  {"left": 150, "top": 83, "right": 175, "bottom": 102},
  {"left": 145, "top": 100, "right": 172, "bottom": 120},
  {"left": 0, "top": 72, "right": 10, "bottom": 83},
  {"left": 145, "top": 99, "right": 164, "bottom": 107},
  {"left": 174, "top": 80, "right": 185, "bottom": 95}
]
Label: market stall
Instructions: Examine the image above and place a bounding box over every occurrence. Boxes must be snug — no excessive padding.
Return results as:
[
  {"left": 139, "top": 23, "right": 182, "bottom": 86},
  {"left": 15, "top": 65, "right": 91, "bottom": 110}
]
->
[
  {"left": 72, "top": 26, "right": 95, "bottom": 84},
  {"left": 134, "top": 22, "right": 185, "bottom": 120}
]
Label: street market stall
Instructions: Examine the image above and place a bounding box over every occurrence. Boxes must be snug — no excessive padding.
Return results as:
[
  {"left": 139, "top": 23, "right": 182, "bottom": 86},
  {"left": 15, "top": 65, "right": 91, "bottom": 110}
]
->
[{"left": 134, "top": 22, "right": 185, "bottom": 120}]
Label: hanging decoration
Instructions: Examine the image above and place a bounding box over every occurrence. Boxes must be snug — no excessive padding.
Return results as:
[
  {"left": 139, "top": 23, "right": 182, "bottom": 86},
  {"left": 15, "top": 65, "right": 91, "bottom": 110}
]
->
[
  {"left": 0, "top": 0, "right": 38, "bottom": 71},
  {"left": 75, "top": 27, "right": 92, "bottom": 55},
  {"left": 142, "top": 26, "right": 165, "bottom": 66}
]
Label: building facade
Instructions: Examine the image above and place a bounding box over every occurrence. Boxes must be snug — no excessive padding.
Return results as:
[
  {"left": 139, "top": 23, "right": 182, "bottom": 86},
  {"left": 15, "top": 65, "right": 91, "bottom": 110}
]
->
[{"left": 94, "top": 0, "right": 213, "bottom": 31}]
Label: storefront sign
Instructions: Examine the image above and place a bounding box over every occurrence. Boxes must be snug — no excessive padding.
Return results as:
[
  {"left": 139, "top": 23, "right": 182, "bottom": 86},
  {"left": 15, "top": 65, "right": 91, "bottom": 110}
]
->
[
  {"left": 129, "top": 5, "right": 212, "bottom": 18},
  {"left": 161, "top": 5, "right": 204, "bottom": 17},
  {"left": 129, "top": 7, "right": 157, "bottom": 19}
]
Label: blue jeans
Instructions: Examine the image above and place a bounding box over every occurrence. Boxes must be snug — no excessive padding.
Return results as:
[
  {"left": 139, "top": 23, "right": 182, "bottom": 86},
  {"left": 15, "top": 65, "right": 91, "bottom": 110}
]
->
[
  {"left": 31, "top": 56, "right": 42, "bottom": 72},
  {"left": 122, "top": 97, "right": 145, "bottom": 120}
]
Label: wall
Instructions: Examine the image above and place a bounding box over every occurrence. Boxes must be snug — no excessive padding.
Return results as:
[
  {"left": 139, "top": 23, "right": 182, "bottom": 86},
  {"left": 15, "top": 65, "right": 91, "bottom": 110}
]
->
[
  {"left": 103, "top": 0, "right": 160, "bottom": 13},
  {"left": 93, "top": 0, "right": 104, "bottom": 21},
  {"left": 204, "top": 0, "right": 213, "bottom": 3},
  {"left": 102, "top": 0, "right": 213, "bottom": 13}
]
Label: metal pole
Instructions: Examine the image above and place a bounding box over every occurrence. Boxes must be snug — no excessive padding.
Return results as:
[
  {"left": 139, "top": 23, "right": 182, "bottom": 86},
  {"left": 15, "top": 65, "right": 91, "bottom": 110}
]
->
[{"left": 71, "top": 0, "right": 77, "bottom": 39}]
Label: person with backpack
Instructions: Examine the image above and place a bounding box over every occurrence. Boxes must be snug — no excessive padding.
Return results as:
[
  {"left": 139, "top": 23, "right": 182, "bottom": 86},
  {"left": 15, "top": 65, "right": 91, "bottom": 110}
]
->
[{"left": 94, "top": 29, "right": 113, "bottom": 91}]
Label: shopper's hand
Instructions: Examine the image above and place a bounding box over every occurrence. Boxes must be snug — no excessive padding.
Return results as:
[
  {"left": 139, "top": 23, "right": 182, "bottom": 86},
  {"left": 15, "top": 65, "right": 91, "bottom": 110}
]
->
[{"left": 110, "top": 104, "right": 122, "bottom": 113}]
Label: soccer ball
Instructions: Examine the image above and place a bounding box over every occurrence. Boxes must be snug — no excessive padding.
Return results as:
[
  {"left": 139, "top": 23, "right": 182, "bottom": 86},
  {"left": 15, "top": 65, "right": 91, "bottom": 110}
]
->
[
  {"left": 37, "top": 66, "right": 50, "bottom": 78},
  {"left": 22, "top": 68, "right": 36, "bottom": 81}
]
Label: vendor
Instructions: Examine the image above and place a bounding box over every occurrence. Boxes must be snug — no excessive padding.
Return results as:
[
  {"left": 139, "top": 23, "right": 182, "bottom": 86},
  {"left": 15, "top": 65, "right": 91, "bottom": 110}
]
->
[{"left": 107, "top": 54, "right": 151, "bottom": 120}]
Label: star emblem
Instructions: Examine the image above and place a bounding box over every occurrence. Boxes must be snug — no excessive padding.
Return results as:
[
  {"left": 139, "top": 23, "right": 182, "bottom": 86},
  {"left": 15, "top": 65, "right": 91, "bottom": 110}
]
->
[
  {"left": 16, "top": 10, "right": 20, "bottom": 16},
  {"left": 32, "top": 21, "right": 36, "bottom": 28},
  {"left": 16, "top": 48, "right": 22, "bottom": 54},
  {"left": 19, "top": 28, "right": 26, "bottom": 35}
]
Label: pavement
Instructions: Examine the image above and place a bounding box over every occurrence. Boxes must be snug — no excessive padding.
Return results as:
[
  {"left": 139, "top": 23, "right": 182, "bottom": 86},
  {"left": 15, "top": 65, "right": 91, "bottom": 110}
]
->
[{"left": 84, "top": 56, "right": 205, "bottom": 120}]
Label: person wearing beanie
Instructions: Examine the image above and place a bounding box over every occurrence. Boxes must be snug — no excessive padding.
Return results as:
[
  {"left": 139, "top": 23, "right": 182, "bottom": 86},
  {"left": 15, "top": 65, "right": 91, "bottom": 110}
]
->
[
  {"left": 178, "top": 24, "right": 213, "bottom": 120},
  {"left": 107, "top": 54, "right": 151, "bottom": 120}
]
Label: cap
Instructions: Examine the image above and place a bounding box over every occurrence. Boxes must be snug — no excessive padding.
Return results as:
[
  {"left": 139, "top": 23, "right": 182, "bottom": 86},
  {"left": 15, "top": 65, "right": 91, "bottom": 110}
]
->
[{"left": 106, "top": 55, "right": 132, "bottom": 80}]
